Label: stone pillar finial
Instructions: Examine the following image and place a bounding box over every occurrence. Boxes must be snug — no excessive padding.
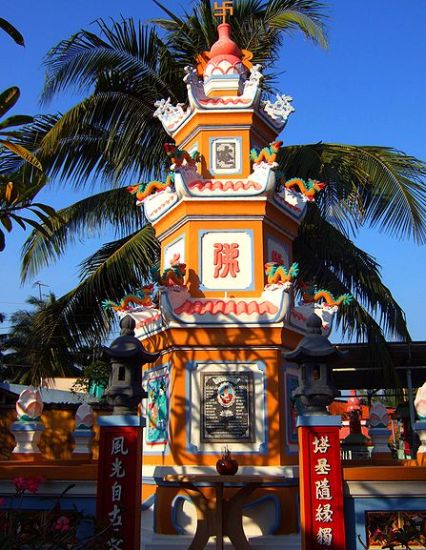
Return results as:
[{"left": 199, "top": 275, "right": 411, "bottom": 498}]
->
[
  {"left": 284, "top": 314, "right": 344, "bottom": 416},
  {"left": 103, "top": 315, "right": 160, "bottom": 415}
]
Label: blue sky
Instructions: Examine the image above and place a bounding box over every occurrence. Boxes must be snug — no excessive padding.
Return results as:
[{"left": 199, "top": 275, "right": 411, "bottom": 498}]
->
[{"left": 0, "top": 0, "right": 425, "bottom": 341}]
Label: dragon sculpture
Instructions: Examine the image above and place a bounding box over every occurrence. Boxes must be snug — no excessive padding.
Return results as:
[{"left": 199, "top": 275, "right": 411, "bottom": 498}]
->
[
  {"left": 164, "top": 143, "right": 201, "bottom": 169},
  {"left": 250, "top": 141, "right": 282, "bottom": 164},
  {"left": 127, "top": 173, "right": 174, "bottom": 203},
  {"left": 265, "top": 261, "right": 299, "bottom": 284},
  {"left": 151, "top": 253, "right": 187, "bottom": 287},
  {"left": 300, "top": 282, "right": 352, "bottom": 307},
  {"left": 284, "top": 177, "right": 326, "bottom": 201},
  {"left": 102, "top": 285, "right": 155, "bottom": 312},
  {"left": 127, "top": 143, "right": 201, "bottom": 202}
]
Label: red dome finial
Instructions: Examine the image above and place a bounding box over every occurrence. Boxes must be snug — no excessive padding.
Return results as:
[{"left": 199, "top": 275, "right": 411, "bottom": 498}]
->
[{"left": 210, "top": 23, "right": 242, "bottom": 59}]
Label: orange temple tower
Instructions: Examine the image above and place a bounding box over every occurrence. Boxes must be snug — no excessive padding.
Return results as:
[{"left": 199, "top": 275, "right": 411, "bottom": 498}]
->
[{"left": 123, "top": 14, "right": 335, "bottom": 535}]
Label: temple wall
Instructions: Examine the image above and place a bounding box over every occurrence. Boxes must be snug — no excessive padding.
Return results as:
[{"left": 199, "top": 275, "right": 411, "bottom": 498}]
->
[
  {"left": 0, "top": 405, "right": 106, "bottom": 460},
  {"left": 343, "top": 466, "right": 426, "bottom": 550}
]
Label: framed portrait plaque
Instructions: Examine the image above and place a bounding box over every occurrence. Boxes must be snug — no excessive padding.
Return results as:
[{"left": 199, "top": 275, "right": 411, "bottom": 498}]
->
[
  {"left": 186, "top": 361, "right": 267, "bottom": 453},
  {"left": 201, "top": 371, "right": 255, "bottom": 443}
]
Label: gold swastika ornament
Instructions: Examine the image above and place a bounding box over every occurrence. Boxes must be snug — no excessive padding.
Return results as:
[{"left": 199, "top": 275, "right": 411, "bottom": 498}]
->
[{"left": 213, "top": 1, "right": 234, "bottom": 24}]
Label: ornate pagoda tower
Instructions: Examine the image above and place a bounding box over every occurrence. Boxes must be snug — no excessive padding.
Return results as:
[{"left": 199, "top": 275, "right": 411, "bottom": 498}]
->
[{"left": 118, "top": 4, "right": 339, "bottom": 535}]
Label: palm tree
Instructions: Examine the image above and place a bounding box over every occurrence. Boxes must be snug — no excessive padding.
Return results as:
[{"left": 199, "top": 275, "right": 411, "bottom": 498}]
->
[
  {"left": 0, "top": 294, "right": 84, "bottom": 386},
  {"left": 10, "top": 0, "right": 426, "bottom": 380},
  {"left": 0, "top": 17, "right": 56, "bottom": 251}
]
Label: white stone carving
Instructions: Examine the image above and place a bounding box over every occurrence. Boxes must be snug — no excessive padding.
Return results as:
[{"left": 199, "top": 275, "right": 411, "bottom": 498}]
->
[
  {"left": 75, "top": 402, "right": 95, "bottom": 429},
  {"left": 243, "top": 64, "right": 263, "bottom": 93},
  {"left": 415, "top": 381, "right": 426, "bottom": 419},
  {"left": 262, "top": 94, "right": 295, "bottom": 127},
  {"left": 273, "top": 187, "right": 308, "bottom": 222},
  {"left": 141, "top": 187, "right": 180, "bottom": 223},
  {"left": 160, "top": 284, "right": 291, "bottom": 326},
  {"left": 184, "top": 65, "right": 260, "bottom": 110},
  {"left": 153, "top": 97, "right": 192, "bottom": 135},
  {"left": 184, "top": 66, "right": 206, "bottom": 108},
  {"left": 16, "top": 387, "right": 43, "bottom": 420},
  {"left": 13, "top": 387, "right": 44, "bottom": 455},
  {"left": 174, "top": 162, "right": 276, "bottom": 198}
]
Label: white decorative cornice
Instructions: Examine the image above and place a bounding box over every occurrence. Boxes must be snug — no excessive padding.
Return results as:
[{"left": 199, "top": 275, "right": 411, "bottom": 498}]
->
[
  {"left": 262, "top": 94, "right": 295, "bottom": 129},
  {"left": 153, "top": 97, "right": 193, "bottom": 136}
]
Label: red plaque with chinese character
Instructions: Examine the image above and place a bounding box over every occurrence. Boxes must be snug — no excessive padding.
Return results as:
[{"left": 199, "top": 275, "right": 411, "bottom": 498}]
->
[
  {"left": 97, "top": 424, "right": 142, "bottom": 550},
  {"left": 298, "top": 418, "right": 346, "bottom": 550}
]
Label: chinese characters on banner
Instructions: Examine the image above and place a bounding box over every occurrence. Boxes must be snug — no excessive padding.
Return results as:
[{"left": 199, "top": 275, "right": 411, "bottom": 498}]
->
[
  {"left": 97, "top": 426, "right": 142, "bottom": 550},
  {"left": 298, "top": 424, "right": 346, "bottom": 550}
]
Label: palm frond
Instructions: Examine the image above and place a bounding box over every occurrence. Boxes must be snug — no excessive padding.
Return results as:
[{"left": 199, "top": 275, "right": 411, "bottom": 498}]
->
[
  {"left": 281, "top": 143, "right": 426, "bottom": 243},
  {"left": 153, "top": 0, "right": 327, "bottom": 72},
  {"left": 33, "top": 226, "right": 160, "bottom": 349},
  {"left": 0, "top": 18, "right": 24, "bottom": 46},
  {"left": 21, "top": 187, "right": 145, "bottom": 281},
  {"left": 295, "top": 208, "right": 409, "bottom": 384},
  {"left": 42, "top": 19, "right": 179, "bottom": 103},
  {"left": 3, "top": 294, "right": 83, "bottom": 386},
  {"left": 295, "top": 206, "right": 410, "bottom": 340}
]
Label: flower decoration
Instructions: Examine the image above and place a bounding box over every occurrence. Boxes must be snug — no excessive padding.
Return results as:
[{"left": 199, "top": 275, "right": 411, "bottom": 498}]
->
[
  {"left": 16, "top": 387, "right": 43, "bottom": 421},
  {"left": 414, "top": 382, "right": 426, "bottom": 420},
  {"left": 75, "top": 403, "right": 95, "bottom": 429},
  {"left": 55, "top": 515, "right": 71, "bottom": 533},
  {"left": 13, "top": 476, "right": 44, "bottom": 494}
]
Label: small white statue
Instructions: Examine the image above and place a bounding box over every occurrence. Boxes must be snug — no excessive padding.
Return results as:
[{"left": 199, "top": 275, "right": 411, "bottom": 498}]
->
[
  {"left": 16, "top": 387, "right": 43, "bottom": 421},
  {"left": 75, "top": 403, "right": 95, "bottom": 429},
  {"left": 414, "top": 382, "right": 426, "bottom": 420}
]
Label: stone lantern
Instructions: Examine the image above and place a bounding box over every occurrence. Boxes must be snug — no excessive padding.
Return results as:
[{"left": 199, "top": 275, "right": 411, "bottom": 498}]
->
[
  {"left": 103, "top": 315, "right": 160, "bottom": 414},
  {"left": 285, "top": 313, "right": 344, "bottom": 415}
]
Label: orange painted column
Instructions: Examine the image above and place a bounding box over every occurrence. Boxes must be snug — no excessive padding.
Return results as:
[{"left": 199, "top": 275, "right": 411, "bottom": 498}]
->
[{"left": 298, "top": 416, "right": 346, "bottom": 550}]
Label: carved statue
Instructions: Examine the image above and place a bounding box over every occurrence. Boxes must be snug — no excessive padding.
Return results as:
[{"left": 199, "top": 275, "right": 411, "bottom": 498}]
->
[
  {"left": 127, "top": 173, "right": 175, "bottom": 202},
  {"left": 262, "top": 94, "right": 295, "bottom": 125},
  {"left": 164, "top": 143, "right": 201, "bottom": 170},
  {"left": 283, "top": 177, "right": 326, "bottom": 201},
  {"left": 265, "top": 261, "right": 299, "bottom": 284},
  {"left": 243, "top": 63, "right": 263, "bottom": 93},
  {"left": 300, "top": 282, "right": 352, "bottom": 307},
  {"left": 250, "top": 141, "right": 282, "bottom": 164},
  {"left": 153, "top": 97, "right": 186, "bottom": 122},
  {"left": 151, "top": 253, "right": 186, "bottom": 287},
  {"left": 102, "top": 285, "right": 155, "bottom": 312}
]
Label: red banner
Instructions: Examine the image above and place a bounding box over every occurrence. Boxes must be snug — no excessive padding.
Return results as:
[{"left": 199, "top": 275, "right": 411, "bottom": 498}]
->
[
  {"left": 97, "top": 425, "right": 142, "bottom": 550},
  {"left": 298, "top": 422, "right": 346, "bottom": 550}
]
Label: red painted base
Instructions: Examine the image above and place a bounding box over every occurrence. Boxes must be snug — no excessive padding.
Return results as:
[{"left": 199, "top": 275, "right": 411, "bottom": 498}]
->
[
  {"left": 97, "top": 422, "right": 143, "bottom": 550},
  {"left": 298, "top": 417, "right": 346, "bottom": 550}
]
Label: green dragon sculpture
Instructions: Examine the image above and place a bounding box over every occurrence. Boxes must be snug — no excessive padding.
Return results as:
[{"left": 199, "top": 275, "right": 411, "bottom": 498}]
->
[
  {"left": 102, "top": 285, "right": 155, "bottom": 312},
  {"left": 265, "top": 261, "right": 299, "bottom": 284},
  {"left": 150, "top": 253, "right": 186, "bottom": 287},
  {"left": 250, "top": 141, "right": 282, "bottom": 164}
]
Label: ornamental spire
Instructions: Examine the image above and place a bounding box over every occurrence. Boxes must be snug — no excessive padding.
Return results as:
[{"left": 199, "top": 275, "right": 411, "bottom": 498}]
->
[{"left": 213, "top": 1, "right": 234, "bottom": 24}]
